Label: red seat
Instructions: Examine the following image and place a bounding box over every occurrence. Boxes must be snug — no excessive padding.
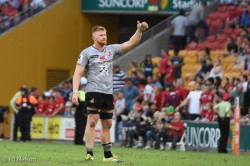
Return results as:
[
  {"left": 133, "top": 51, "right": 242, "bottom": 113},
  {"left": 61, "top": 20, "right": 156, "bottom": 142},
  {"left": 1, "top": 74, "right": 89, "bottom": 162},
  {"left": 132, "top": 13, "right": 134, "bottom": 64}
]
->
[
  {"left": 207, "top": 13, "right": 218, "bottom": 20},
  {"left": 217, "top": 42, "right": 227, "bottom": 50},
  {"left": 209, "top": 26, "right": 218, "bottom": 35},
  {"left": 217, "top": 34, "right": 227, "bottom": 43},
  {"left": 217, "top": 6, "right": 227, "bottom": 12},
  {"left": 223, "top": 28, "right": 233, "bottom": 36},
  {"left": 210, "top": 18, "right": 224, "bottom": 29},
  {"left": 206, "top": 35, "right": 216, "bottom": 42},
  {"left": 186, "top": 42, "right": 197, "bottom": 50},
  {"left": 226, "top": 5, "right": 236, "bottom": 12},
  {"left": 230, "top": 33, "right": 238, "bottom": 41},
  {"left": 208, "top": 41, "right": 220, "bottom": 50},
  {"left": 217, "top": 12, "right": 230, "bottom": 21},
  {"left": 234, "top": 28, "right": 243, "bottom": 35},
  {"left": 197, "top": 42, "right": 208, "bottom": 50}
]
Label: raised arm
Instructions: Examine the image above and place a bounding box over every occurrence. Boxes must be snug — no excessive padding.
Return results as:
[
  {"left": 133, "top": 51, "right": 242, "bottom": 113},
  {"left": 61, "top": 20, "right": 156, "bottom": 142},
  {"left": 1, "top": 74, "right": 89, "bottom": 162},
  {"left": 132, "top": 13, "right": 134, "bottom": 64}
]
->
[
  {"left": 72, "top": 64, "right": 85, "bottom": 105},
  {"left": 120, "top": 21, "right": 148, "bottom": 54}
]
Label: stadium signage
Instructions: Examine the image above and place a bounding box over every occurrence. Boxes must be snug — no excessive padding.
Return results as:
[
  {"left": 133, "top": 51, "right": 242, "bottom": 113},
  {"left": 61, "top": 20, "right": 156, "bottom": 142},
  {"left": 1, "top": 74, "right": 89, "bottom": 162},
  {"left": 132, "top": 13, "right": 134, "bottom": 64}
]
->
[
  {"left": 98, "top": 0, "right": 148, "bottom": 8},
  {"left": 81, "top": 0, "right": 215, "bottom": 14},
  {"left": 172, "top": 0, "right": 196, "bottom": 9},
  {"left": 185, "top": 125, "right": 221, "bottom": 148}
]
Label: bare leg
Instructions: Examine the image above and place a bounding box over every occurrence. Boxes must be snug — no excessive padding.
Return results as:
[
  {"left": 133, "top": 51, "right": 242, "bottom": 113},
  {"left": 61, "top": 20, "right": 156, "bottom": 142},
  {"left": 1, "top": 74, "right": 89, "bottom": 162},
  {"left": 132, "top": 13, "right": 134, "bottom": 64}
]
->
[
  {"left": 100, "top": 118, "right": 112, "bottom": 144},
  {"left": 85, "top": 107, "right": 99, "bottom": 150}
]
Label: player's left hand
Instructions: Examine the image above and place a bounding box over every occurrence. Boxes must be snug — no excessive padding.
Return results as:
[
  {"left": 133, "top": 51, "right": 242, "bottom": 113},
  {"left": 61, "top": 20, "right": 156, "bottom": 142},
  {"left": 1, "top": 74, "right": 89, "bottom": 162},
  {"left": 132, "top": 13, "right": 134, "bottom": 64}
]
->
[{"left": 137, "top": 21, "right": 149, "bottom": 32}]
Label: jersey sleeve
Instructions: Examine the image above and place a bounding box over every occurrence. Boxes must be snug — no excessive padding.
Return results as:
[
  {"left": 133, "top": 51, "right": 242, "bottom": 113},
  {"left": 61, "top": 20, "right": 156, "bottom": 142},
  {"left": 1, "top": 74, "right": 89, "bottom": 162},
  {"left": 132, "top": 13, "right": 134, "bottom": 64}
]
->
[
  {"left": 77, "top": 50, "right": 88, "bottom": 67},
  {"left": 30, "top": 96, "right": 38, "bottom": 105},
  {"left": 110, "top": 44, "right": 122, "bottom": 56}
]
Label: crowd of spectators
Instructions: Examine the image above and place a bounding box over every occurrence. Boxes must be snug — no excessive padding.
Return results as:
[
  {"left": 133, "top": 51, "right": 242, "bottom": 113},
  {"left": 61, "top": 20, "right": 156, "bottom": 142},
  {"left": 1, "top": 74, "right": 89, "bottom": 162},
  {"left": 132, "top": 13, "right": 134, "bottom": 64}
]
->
[
  {"left": 0, "top": 0, "right": 57, "bottom": 34},
  {"left": 112, "top": 45, "right": 250, "bottom": 149}
]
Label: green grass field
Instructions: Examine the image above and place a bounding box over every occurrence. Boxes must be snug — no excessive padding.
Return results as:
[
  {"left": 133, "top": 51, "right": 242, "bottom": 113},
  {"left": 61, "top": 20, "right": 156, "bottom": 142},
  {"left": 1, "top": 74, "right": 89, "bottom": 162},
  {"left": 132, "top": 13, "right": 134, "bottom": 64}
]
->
[{"left": 0, "top": 141, "right": 249, "bottom": 166}]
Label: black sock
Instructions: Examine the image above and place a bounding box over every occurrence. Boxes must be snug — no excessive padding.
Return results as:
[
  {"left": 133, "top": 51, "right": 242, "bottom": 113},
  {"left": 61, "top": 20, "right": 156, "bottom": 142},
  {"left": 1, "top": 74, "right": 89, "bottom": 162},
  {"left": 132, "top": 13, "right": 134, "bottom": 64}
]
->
[
  {"left": 102, "top": 143, "right": 112, "bottom": 158},
  {"left": 86, "top": 147, "right": 93, "bottom": 156},
  {"left": 104, "top": 151, "right": 112, "bottom": 158}
]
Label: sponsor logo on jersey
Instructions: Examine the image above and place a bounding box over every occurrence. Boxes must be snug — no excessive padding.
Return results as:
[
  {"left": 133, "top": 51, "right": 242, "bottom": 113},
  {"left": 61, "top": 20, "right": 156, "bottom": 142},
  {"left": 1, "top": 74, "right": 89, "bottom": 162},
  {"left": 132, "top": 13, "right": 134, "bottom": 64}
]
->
[
  {"left": 90, "top": 55, "right": 99, "bottom": 59},
  {"left": 77, "top": 54, "right": 83, "bottom": 63},
  {"left": 89, "top": 98, "right": 95, "bottom": 103},
  {"left": 100, "top": 56, "right": 106, "bottom": 61}
]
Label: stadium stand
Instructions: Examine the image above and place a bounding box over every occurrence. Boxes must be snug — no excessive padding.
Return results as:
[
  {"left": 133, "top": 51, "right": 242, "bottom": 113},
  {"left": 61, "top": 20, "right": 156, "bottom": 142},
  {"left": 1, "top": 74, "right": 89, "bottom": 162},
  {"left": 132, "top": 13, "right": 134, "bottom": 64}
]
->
[{"left": 0, "top": 0, "right": 59, "bottom": 34}]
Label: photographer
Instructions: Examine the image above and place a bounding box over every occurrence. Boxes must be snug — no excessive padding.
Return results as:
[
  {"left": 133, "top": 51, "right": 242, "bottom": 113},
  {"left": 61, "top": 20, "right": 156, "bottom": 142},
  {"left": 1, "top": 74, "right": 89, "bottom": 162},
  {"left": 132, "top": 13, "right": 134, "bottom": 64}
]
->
[
  {"left": 166, "top": 112, "right": 184, "bottom": 150},
  {"left": 16, "top": 87, "right": 38, "bottom": 142},
  {"left": 122, "top": 102, "right": 142, "bottom": 147},
  {"left": 0, "top": 106, "right": 8, "bottom": 140},
  {"left": 154, "top": 109, "right": 171, "bottom": 150},
  {"left": 10, "top": 85, "right": 26, "bottom": 141},
  {"left": 143, "top": 104, "right": 158, "bottom": 149}
]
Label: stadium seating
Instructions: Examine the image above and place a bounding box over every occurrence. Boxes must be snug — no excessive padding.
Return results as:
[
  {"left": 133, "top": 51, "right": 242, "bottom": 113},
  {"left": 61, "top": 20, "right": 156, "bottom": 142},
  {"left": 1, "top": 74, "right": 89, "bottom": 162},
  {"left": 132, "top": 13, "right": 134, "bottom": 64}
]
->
[{"left": 0, "top": 0, "right": 58, "bottom": 34}]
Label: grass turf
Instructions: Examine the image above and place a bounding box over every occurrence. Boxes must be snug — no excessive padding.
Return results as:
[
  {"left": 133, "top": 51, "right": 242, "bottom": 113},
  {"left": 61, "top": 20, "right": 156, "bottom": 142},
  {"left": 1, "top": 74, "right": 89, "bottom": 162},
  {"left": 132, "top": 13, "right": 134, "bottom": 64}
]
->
[{"left": 0, "top": 141, "right": 249, "bottom": 166}]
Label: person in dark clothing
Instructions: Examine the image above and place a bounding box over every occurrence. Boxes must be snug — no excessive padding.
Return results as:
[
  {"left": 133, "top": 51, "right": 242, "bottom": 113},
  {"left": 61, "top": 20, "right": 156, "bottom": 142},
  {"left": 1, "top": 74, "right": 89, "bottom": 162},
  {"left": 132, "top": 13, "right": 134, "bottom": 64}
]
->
[
  {"left": 214, "top": 76, "right": 222, "bottom": 96},
  {"left": 227, "top": 37, "right": 238, "bottom": 55},
  {"left": 0, "top": 106, "right": 8, "bottom": 139},
  {"left": 196, "top": 57, "right": 213, "bottom": 79},
  {"left": 243, "top": 82, "right": 250, "bottom": 116},
  {"left": 10, "top": 85, "right": 26, "bottom": 141},
  {"left": 74, "top": 100, "right": 87, "bottom": 145},
  {"left": 214, "top": 93, "right": 232, "bottom": 153},
  {"left": 141, "top": 54, "right": 156, "bottom": 78},
  {"left": 74, "top": 77, "right": 88, "bottom": 145},
  {"left": 16, "top": 88, "right": 38, "bottom": 142},
  {"left": 171, "top": 49, "right": 184, "bottom": 79}
]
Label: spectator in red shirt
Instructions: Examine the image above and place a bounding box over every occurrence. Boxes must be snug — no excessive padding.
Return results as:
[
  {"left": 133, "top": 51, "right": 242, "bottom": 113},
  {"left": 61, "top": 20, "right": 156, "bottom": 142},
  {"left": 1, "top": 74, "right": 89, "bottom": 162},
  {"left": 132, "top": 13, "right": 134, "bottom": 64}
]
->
[
  {"left": 1, "top": 1, "right": 13, "bottom": 16},
  {"left": 159, "top": 49, "right": 169, "bottom": 87},
  {"left": 174, "top": 78, "right": 189, "bottom": 100},
  {"left": 46, "top": 96, "right": 55, "bottom": 115},
  {"left": 200, "top": 103, "right": 215, "bottom": 122},
  {"left": 161, "top": 85, "right": 170, "bottom": 109},
  {"left": 35, "top": 95, "right": 47, "bottom": 115},
  {"left": 52, "top": 88, "right": 65, "bottom": 116},
  {"left": 154, "top": 86, "right": 163, "bottom": 111},
  {"left": 200, "top": 81, "right": 215, "bottom": 117},
  {"left": 166, "top": 112, "right": 184, "bottom": 150},
  {"left": 165, "top": 59, "right": 175, "bottom": 85},
  {"left": 164, "top": 86, "right": 182, "bottom": 109}
]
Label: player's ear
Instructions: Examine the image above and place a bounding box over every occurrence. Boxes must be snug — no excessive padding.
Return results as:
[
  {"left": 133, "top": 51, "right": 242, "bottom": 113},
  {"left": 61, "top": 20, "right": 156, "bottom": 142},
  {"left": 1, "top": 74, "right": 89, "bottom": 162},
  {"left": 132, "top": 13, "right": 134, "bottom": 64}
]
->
[{"left": 92, "top": 32, "right": 96, "bottom": 41}]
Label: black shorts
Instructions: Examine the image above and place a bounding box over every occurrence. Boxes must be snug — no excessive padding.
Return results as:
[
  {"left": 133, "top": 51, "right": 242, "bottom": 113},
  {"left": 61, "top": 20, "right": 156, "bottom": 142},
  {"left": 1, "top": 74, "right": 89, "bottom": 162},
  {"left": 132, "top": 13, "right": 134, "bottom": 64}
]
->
[{"left": 85, "top": 92, "right": 114, "bottom": 110}]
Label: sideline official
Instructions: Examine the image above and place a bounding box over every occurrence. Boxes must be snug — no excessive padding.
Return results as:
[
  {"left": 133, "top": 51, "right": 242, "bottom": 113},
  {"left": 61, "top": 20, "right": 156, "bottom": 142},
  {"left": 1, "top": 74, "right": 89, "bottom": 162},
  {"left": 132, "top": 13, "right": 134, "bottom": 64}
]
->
[
  {"left": 10, "top": 85, "right": 27, "bottom": 141},
  {"left": 214, "top": 93, "right": 232, "bottom": 153},
  {"left": 74, "top": 77, "right": 87, "bottom": 145},
  {"left": 16, "top": 87, "right": 38, "bottom": 142}
]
